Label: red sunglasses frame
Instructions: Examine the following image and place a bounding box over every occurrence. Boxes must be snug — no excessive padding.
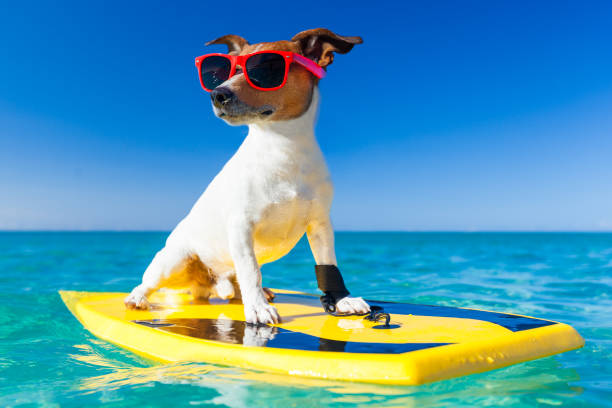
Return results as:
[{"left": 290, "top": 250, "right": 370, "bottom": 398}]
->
[{"left": 194, "top": 50, "right": 326, "bottom": 92}]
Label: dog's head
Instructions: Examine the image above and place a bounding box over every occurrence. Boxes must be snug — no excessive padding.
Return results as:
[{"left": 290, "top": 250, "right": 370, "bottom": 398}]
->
[{"left": 203, "top": 28, "right": 362, "bottom": 125}]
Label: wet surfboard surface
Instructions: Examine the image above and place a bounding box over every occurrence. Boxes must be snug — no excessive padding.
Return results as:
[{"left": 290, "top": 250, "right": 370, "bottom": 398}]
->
[{"left": 59, "top": 289, "right": 583, "bottom": 385}]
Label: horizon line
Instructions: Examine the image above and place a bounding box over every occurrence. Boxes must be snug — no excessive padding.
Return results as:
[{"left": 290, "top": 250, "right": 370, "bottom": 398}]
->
[{"left": 1, "top": 229, "right": 612, "bottom": 234}]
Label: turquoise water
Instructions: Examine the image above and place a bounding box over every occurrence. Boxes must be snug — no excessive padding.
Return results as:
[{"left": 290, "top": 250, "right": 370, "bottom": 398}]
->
[{"left": 0, "top": 232, "right": 610, "bottom": 407}]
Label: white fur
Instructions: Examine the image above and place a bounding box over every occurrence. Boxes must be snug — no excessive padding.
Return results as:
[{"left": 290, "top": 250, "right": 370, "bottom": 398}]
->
[{"left": 125, "top": 87, "right": 369, "bottom": 323}]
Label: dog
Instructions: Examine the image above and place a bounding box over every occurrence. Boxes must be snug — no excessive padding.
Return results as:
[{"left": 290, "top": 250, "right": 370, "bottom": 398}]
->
[{"left": 125, "top": 28, "right": 370, "bottom": 324}]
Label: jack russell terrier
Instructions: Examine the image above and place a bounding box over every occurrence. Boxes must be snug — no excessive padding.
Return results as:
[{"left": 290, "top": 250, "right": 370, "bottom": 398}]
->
[{"left": 125, "top": 28, "right": 370, "bottom": 324}]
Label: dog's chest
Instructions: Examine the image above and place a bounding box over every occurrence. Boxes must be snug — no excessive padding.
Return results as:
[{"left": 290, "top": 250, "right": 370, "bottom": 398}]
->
[
  {"left": 224, "top": 124, "right": 330, "bottom": 263},
  {"left": 248, "top": 151, "right": 327, "bottom": 262},
  {"left": 252, "top": 189, "right": 314, "bottom": 264},
  {"left": 244, "top": 135, "right": 327, "bottom": 212},
  {"left": 254, "top": 164, "right": 319, "bottom": 231}
]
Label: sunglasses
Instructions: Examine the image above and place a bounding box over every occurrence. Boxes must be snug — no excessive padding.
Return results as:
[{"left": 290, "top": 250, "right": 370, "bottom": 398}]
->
[{"left": 195, "top": 50, "right": 326, "bottom": 92}]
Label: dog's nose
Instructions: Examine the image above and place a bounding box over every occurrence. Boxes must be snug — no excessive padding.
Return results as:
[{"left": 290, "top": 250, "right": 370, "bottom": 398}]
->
[{"left": 211, "top": 87, "right": 234, "bottom": 106}]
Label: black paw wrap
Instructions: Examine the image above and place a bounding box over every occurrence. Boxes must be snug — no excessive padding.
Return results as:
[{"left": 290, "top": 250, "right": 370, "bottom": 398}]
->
[{"left": 315, "top": 265, "right": 350, "bottom": 308}]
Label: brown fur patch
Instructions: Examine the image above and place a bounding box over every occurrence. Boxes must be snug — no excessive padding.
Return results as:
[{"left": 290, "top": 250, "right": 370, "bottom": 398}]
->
[
  {"left": 180, "top": 254, "right": 215, "bottom": 286},
  {"left": 227, "top": 41, "right": 317, "bottom": 121}
]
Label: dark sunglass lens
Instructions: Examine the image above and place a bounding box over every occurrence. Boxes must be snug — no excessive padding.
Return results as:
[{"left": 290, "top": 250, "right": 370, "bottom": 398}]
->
[
  {"left": 245, "top": 53, "right": 286, "bottom": 89},
  {"left": 201, "top": 56, "right": 231, "bottom": 90}
]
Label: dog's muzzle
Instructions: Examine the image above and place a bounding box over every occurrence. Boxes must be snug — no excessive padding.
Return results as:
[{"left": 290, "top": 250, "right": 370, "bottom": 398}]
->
[{"left": 210, "top": 87, "right": 276, "bottom": 122}]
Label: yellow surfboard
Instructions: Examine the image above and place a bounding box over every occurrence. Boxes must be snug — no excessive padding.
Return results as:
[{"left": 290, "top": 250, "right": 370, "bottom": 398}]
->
[{"left": 59, "top": 289, "right": 583, "bottom": 385}]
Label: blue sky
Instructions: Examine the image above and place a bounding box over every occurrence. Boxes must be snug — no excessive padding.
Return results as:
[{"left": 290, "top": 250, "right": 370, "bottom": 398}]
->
[{"left": 1, "top": 1, "right": 611, "bottom": 231}]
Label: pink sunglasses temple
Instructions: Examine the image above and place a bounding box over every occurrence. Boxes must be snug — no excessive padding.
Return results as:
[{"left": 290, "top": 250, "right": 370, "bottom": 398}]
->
[{"left": 293, "top": 54, "right": 326, "bottom": 79}]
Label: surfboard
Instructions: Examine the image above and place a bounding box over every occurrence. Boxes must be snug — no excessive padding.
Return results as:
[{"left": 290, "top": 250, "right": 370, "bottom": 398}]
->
[{"left": 59, "top": 289, "right": 583, "bottom": 385}]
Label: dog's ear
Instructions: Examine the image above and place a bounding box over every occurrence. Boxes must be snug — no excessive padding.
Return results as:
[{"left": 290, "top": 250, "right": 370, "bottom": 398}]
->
[
  {"left": 205, "top": 34, "right": 249, "bottom": 54},
  {"left": 292, "top": 28, "right": 362, "bottom": 68}
]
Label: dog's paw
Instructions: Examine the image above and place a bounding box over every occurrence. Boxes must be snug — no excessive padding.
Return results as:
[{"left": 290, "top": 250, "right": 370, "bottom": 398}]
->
[
  {"left": 244, "top": 301, "right": 280, "bottom": 325},
  {"left": 243, "top": 323, "right": 277, "bottom": 347},
  {"left": 124, "top": 290, "right": 150, "bottom": 310},
  {"left": 336, "top": 296, "right": 370, "bottom": 315}
]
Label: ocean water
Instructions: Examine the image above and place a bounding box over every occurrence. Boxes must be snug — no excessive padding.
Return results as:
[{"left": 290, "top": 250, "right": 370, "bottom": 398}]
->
[{"left": 0, "top": 232, "right": 610, "bottom": 407}]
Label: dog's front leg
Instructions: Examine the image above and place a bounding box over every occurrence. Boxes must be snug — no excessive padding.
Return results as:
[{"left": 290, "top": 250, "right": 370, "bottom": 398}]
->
[
  {"left": 125, "top": 246, "right": 184, "bottom": 309},
  {"left": 306, "top": 217, "right": 370, "bottom": 314},
  {"left": 228, "top": 220, "right": 280, "bottom": 324}
]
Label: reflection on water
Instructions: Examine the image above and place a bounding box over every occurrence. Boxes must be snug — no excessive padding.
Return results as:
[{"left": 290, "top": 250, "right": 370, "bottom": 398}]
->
[
  {"left": 73, "top": 351, "right": 217, "bottom": 392},
  {"left": 68, "top": 339, "right": 583, "bottom": 408}
]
